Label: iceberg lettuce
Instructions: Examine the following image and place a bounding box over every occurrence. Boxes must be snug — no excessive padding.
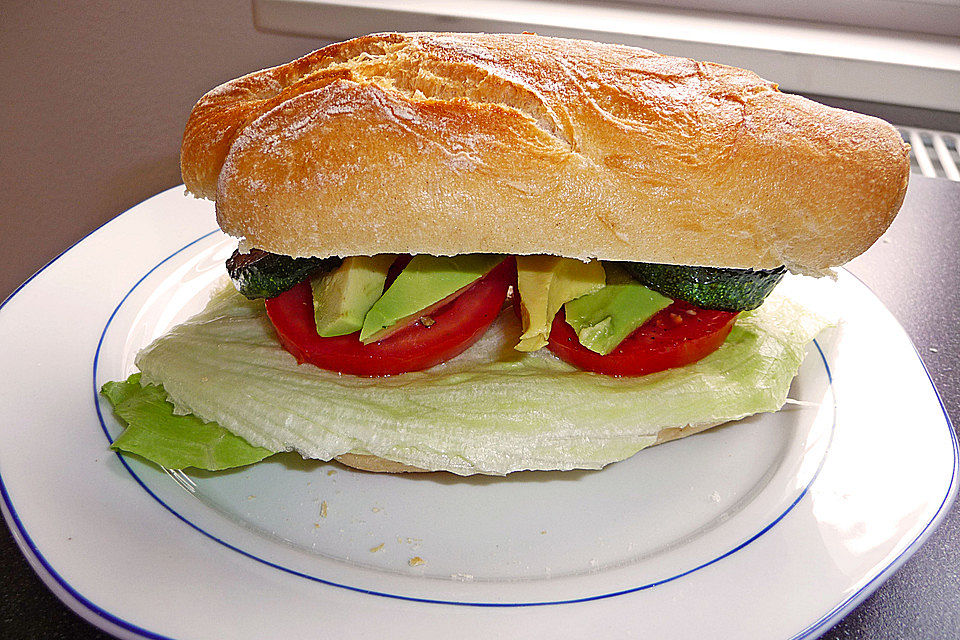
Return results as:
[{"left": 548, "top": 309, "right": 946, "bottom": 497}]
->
[
  {"left": 102, "top": 374, "right": 274, "bottom": 470},
  {"left": 115, "top": 284, "right": 829, "bottom": 475}
]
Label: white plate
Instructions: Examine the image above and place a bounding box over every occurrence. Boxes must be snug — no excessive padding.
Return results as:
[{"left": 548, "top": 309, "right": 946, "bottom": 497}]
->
[{"left": 0, "top": 187, "right": 955, "bottom": 640}]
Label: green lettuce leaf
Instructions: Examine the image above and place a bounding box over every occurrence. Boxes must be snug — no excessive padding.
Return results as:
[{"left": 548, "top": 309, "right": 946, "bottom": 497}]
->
[
  {"left": 128, "top": 283, "right": 831, "bottom": 476},
  {"left": 101, "top": 373, "right": 275, "bottom": 470}
]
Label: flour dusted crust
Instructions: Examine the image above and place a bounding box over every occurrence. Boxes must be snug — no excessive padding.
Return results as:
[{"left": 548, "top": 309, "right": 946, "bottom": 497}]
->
[
  {"left": 334, "top": 421, "right": 725, "bottom": 475},
  {"left": 181, "top": 32, "right": 909, "bottom": 274}
]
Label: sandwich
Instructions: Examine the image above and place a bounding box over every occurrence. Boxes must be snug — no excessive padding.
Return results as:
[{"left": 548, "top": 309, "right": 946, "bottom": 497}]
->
[{"left": 101, "top": 32, "right": 909, "bottom": 476}]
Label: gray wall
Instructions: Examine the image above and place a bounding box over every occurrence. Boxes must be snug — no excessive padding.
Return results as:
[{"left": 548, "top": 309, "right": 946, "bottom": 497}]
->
[{"left": 0, "top": 2, "right": 325, "bottom": 298}]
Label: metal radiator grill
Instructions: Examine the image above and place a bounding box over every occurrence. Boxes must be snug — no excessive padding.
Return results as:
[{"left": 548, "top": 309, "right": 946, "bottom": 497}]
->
[{"left": 898, "top": 127, "right": 960, "bottom": 181}]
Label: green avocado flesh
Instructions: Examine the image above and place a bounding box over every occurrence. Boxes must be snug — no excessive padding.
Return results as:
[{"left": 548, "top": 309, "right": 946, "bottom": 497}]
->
[
  {"left": 359, "top": 254, "right": 503, "bottom": 343},
  {"left": 624, "top": 262, "right": 786, "bottom": 312},
  {"left": 226, "top": 249, "right": 338, "bottom": 300},
  {"left": 564, "top": 264, "right": 673, "bottom": 355},
  {"left": 311, "top": 255, "right": 396, "bottom": 337},
  {"left": 121, "top": 284, "right": 829, "bottom": 475}
]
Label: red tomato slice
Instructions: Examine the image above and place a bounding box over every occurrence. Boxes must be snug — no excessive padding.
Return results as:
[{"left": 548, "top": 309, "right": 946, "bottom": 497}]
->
[
  {"left": 546, "top": 300, "right": 739, "bottom": 377},
  {"left": 265, "top": 258, "right": 515, "bottom": 377}
]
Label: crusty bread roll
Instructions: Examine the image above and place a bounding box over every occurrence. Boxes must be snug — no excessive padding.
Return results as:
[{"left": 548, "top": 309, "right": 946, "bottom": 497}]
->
[
  {"left": 181, "top": 32, "right": 909, "bottom": 275},
  {"left": 335, "top": 420, "right": 724, "bottom": 475}
]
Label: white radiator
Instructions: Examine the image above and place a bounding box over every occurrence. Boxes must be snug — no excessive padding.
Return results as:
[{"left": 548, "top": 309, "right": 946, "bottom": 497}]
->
[{"left": 899, "top": 127, "right": 960, "bottom": 181}]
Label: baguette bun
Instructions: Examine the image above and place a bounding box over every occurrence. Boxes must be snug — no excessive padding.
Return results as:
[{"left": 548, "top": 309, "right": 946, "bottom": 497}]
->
[
  {"left": 335, "top": 420, "right": 724, "bottom": 475},
  {"left": 182, "top": 32, "right": 909, "bottom": 274}
]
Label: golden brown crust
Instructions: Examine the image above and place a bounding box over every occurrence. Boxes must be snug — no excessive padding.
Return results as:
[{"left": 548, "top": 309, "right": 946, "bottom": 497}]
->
[
  {"left": 334, "top": 420, "right": 725, "bottom": 475},
  {"left": 181, "top": 32, "right": 909, "bottom": 273}
]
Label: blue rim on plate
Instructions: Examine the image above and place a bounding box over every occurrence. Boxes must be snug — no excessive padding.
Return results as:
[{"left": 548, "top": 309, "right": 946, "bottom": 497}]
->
[{"left": 1, "top": 220, "right": 956, "bottom": 640}]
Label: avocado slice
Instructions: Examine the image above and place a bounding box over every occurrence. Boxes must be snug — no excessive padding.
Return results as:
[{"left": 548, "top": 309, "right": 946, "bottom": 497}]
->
[
  {"left": 359, "top": 254, "right": 504, "bottom": 343},
  {"left": 563, "top": 263, "right": 673, "bottom": 355},
  {"left": 515, "top": 256, "right": 605, "bottom": 352},
  {"left": 311, "top": 255, "right": 397, "bottom": 337},
  {"left": 624, "top": 262, "right": 785, "bottom": 312}
]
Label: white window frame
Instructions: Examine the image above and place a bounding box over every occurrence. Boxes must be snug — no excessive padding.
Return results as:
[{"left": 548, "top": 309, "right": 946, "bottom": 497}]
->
[
  {"left": 253, "top": 0, "right": 960, "bottom": 112},
  {"left": 617, "top": 0, "right": 960, "bottom": 38}
]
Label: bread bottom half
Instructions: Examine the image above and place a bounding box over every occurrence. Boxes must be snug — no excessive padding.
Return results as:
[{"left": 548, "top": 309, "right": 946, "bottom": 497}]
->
[{"left": 334, "top": 420, "right": 726, "bottom": 475}]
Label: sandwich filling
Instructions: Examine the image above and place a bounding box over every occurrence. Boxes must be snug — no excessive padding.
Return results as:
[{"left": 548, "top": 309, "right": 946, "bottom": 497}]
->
[
  {"left": 101, "top": 250, "right": 829, "bottom": 476},
  {"left": 230, "top": 251, "right": 781, "bottom": 377}
]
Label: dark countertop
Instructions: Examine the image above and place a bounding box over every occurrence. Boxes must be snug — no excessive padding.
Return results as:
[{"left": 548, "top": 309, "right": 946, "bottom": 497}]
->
[{"left": 1, "top": 175, "right": 957, "bottom": 639}]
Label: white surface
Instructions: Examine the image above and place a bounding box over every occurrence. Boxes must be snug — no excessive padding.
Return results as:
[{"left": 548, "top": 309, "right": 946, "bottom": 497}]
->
[
  {"left": 0, "top": 187, "right": 955, "bottom": 639},
  {"left": 618, "top": 0, "right": 960, "bottom": 38},
  {"left": 252, "top": 0, "right": 960, "bottom": 112}
]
